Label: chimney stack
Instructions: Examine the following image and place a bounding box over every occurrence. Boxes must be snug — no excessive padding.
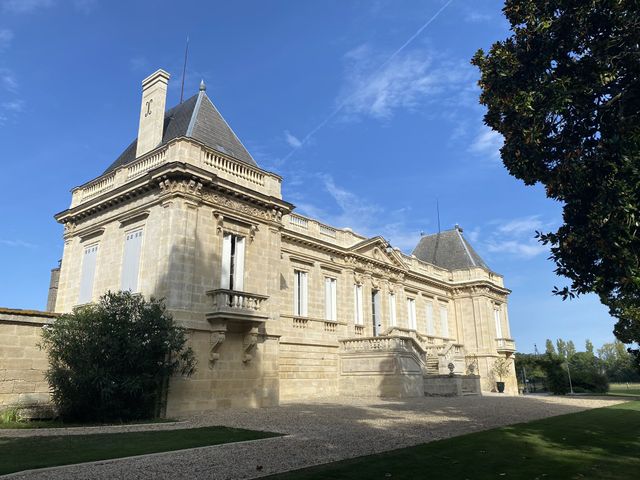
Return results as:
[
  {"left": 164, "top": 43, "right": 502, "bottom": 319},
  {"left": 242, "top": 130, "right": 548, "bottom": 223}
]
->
[{"left": 135, "top": 69, "right": 170, "bottom": 158}]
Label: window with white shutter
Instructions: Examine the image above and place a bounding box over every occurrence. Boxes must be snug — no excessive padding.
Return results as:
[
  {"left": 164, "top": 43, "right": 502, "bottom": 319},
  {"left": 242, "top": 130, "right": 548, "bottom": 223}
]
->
[
  {"left": 294, "top": 270, "right": 308, "bottom": 316},
  {"left": 354, "top": 284, "right": 363, "bottom": 325},
  {"left": 388, "top": 293, "right": 397, "bottom": 327},
  {"left": 494, "top": 307, "right": 503, "bottom": 339},
  {"left": 78, "top": 244, "right": 98, "bottom": 304},
  {"left": 325, "top": 277, "right": 337, "bottom": 321},
  {"left": 440, "top": 304, "right": 450, "bottom": 338},
  {"left": 407, "top": 298, "right": 417, "bottom": 330},
  {"left": 221, "top": 233, "right": 245, "bottom": 291},
  {"left": 426, "top": 301, "right": 435, "bottom": 335},
  {"left": 121, "top": 229, "right": 143, "bottom": 292}
]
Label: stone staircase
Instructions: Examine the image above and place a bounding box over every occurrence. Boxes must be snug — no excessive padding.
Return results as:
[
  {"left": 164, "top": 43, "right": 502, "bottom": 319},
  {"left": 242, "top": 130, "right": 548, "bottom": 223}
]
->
[{"left": 425, "top": 356, "right": 439, "bottom": 375}]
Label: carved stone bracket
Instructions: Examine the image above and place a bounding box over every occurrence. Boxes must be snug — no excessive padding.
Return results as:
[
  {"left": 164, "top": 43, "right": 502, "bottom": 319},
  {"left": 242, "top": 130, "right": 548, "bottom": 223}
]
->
[
  {"left": 214, "top": 213, "right": 224, "bottom": 234},
  {"left": 242, "top": 328, "right": 259, "bottom": 363},
  {"left": 209, "top": 330, "right": 226, "bottom": 367}
]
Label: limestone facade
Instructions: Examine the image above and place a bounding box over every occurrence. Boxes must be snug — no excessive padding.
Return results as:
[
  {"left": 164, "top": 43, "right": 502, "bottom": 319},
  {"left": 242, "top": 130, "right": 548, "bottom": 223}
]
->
[{"left": 8, "top": 69, "right": 518, "bottom": 414}]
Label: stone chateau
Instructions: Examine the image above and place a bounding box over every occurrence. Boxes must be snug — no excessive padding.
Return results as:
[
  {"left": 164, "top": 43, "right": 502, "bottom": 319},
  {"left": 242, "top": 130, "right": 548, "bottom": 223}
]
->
[{"left": 0, "top": 69, "right": 517, "bottom": 415}]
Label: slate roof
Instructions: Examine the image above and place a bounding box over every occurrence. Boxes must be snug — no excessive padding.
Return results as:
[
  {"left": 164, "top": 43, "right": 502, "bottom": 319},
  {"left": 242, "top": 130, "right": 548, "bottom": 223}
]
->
[
  {"left": 103, "top": 89, "right": 257, "bottom": 174},
  {"left": 411, "top": 227, "right": 491, "bottom": 271}
]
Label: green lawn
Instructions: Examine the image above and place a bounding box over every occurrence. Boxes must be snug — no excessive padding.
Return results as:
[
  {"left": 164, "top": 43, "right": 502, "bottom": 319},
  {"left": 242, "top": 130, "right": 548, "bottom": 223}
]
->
[
  {"left": 268, "top": 401, "right": 640, "bottom": 480},
  {"left": 0, "top": 426, "right": 280, "bottom": 475},
  {"left": 0, "top": 417, "right": 175, "bottom": 430},
  {"left": 609, "top": 382, "right": 640, "bottom": 397}
]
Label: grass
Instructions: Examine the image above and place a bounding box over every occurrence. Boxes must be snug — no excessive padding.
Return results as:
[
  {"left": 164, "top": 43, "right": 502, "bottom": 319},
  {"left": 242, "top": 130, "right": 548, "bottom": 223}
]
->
[
  {"left": 0, "top": 426, "right": 280, "bottom": 475},
  {"left": 0, "top": 416, "right": 175, "bottom": 430},
  {"left": 267, "top": 401, "right": 640, "bottom": 480},
  {"left": 609, "top": 382, "right": 640, "bottom": 397}
]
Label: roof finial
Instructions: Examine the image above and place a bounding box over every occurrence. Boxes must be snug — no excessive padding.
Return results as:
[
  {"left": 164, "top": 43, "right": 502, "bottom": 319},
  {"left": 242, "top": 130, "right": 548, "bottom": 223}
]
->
[{"left": 199, "top": 79, "right": 206, "bottom": 91}]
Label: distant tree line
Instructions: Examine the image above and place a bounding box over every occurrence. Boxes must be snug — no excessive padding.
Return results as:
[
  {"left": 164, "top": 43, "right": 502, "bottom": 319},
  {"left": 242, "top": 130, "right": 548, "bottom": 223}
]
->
[{"left": 515, "top": 339, "right": 640, "bottom": 395}]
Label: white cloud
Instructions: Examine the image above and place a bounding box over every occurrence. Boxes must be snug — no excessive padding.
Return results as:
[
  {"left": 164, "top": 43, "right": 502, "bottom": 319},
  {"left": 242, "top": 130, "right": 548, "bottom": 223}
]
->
[
  {"left": 0, "top": 68, "right": 18, "bottom": 92},
  {"left": 464, "top": 11, "right": 493, "bottom": 23},
  {"left": 468, "top": 125, "right": 503, "bottom": 159},
  {"left": 2, "top": 99, "right": 23, "bottom": 112},
  {"left": 338, "top": 44, "right": 474, "bottom": 121},
  {"left": 0, "top": 28, "right": 13, "bottom": 49},
  {"left": 0, "top": 239, "right": 36, "bottom": 248},
  {"left": 1, "top": 0, "right": 54, "bottom": 14},
  {"left": 497, "top": 215, "right": 545, "bottom": 236},
  {"left": 284, "top": 130, "right": 302, "bottom": 148},
  {"left": 477, "top": 214, "right": 558, "bottom": 260},
  {"left": 486, "top": 240, "right": 547, "bottom": 259},
  {"left": 292, "top": 174, "right": 421, "bottom": 253}
]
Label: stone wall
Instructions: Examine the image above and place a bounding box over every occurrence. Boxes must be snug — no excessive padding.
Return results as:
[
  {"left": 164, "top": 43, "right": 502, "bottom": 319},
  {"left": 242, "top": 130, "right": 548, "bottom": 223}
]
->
[
  {"left": 165, "top": 329, "right": 280, "bottom": 416},
  {"left": 0, "top": 308, "right": 55, "bottom": 409}
]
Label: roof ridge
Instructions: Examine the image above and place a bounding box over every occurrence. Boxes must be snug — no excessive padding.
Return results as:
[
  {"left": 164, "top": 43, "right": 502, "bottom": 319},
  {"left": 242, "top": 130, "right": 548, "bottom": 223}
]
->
[
  {"left": 200, "top": 93, "right": 256, "bottom": 164},
  {"left": 186, "top": 91, "right": 205, "bottom": 137},
  {"left": 455, "top": 228, "right": 477, "bottom": 267}
]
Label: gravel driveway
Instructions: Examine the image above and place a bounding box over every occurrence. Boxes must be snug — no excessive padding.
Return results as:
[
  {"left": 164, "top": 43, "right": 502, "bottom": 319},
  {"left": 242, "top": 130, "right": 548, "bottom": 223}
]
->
[{"left": 3, "top": 395, "right": 625, "bottom": 480}]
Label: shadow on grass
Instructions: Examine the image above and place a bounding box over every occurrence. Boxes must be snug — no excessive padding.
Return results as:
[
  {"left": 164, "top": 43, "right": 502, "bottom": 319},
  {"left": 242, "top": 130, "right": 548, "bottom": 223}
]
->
[
  {"left": 0, "top": 426, "right": 281, "bottom": 475},
  {"left": 266, "top": 401, "right": 640, "bottom": 480}
]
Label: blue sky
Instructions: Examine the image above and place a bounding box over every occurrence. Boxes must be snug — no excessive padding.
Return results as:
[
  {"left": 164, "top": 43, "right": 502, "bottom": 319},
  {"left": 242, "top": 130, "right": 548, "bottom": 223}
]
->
[{"left": 0, "top": 0, "right": 619, "bottom": 353}]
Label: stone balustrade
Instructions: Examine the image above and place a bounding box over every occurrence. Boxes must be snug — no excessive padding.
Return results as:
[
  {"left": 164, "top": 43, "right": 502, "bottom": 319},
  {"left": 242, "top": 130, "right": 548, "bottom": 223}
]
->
[
  {"left": 208, "top": 289, "right": 267, "bottom": 311},
  {"left": 496, "top": 337, "right": 516, "bottom": 353},
  {"left": 206, "top": 289, "right": 269, "bottom": 324},
  {"left": 340, "top": 335, "right": 426, "bottom": 363},
  {"left": 70, "top": 139, "right": 282, "bottom": 208}
]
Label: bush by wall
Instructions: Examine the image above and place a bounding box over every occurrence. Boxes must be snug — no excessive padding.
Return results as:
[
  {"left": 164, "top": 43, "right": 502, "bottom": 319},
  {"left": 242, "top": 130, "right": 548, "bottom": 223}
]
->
[{"left": 40, "top": 291, "right": 196, "bottom": 422}]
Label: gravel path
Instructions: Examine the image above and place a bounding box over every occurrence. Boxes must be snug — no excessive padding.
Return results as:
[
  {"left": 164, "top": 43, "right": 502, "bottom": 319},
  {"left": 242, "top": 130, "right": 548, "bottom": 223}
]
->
[{"left": 2, "top": 395, "right": 625, "bottom": 479}]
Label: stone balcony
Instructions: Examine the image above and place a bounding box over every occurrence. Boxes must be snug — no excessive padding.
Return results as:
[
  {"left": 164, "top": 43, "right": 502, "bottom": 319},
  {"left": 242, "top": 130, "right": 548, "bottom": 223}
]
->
[
  {"left": 496, "top": 337, "right": 516, "bottom": 354},
  {"left": 205, "top": 289, "right": 269, "bottom": 328}
]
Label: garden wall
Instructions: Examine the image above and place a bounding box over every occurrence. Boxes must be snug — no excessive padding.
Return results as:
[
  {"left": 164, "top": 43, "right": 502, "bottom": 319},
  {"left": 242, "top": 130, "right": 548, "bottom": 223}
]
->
[{"left": 0, "top": 308, "right": 55, "bottom": 410}]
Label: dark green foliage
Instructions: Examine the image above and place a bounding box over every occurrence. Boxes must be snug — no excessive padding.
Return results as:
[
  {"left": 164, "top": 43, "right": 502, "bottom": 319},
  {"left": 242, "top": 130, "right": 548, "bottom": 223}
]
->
[
  {"left": 569, "top": 351, "right": 609, "bottom": 393},
  {"left": 514, "top": 353, "right": 547, "bottom": 392},
  {"left": 472, "top": 0, "right": 640, "bottom": 363},
  {"left": 540, "top": 354, "right": 570, "bottom": 395},
  {"left": 40, "top": 292, "right": 196, "bottom": 422}
]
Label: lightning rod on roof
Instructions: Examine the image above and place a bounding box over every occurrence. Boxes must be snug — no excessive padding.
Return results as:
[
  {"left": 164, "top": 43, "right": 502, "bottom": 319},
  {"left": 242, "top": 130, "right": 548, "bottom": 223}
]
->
[
  {"left": 436, "top": 198, "right": 441, "bottom": 233},
  {"left": 180, "top": 35, "right": 189, "bottom": 104}
]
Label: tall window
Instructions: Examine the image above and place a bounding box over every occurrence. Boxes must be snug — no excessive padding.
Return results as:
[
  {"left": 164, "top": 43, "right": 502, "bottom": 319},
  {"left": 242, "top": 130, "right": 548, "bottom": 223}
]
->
[
  {"left": 371, "top": 290, "right": 381, "bottom": 335},
  {"left": 78, "top": 244, "right": 98, "bottom": 304},
  {"left": 121, "top": 228, "right": 143, "bottom": 292},
  {"left": 426, "top": 301, "right": 435, "bottom": 335},
  {"left": 221, "top": 233, "right": 245, "bottom": 291},
  {"left": 407, "top": 298, "right": 417, "bottom": 330},
  {"left": 388, "top": 293, "right": 397, "bottom": 327},
  {"left": 294, "top": 270, "right": 308, "bottom": 316},
  {"left": 440, "top": 304, "right": 449, "bottom": 338},
  {"left": 325, "top": 277, "right": 337, "bottom": 321},
  {"left": 494, "top": 307, "right": 503, "bottom": 338},
  {"left": 354, "top": 284, "right": 363, "bottom": 325}
]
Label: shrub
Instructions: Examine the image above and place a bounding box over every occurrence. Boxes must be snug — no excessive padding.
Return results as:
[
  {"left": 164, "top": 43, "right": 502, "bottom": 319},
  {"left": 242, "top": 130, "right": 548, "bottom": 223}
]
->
[{"left": 40, "top": 291, "right": 196, "bottom": 422}]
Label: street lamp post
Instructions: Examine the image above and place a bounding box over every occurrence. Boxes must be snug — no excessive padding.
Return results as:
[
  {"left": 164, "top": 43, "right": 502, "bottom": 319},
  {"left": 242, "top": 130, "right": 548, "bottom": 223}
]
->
[{"left": 566, "top": 360, "right": 574, "bottom": 395}]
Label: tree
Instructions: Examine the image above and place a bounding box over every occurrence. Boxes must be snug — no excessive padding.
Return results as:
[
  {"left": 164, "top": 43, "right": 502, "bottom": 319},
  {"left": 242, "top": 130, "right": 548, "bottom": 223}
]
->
[
  {"left": 545, "top": 339, "right": 556, "bottom": 355},
  {"left": 541, "top": 353, "right": 570, "bottom": 395},
  {"left": 586, "top": 339, "right": 595, "bottom": 355},
  {"left": 40, "top": 291, "right": 196, "bottom": 422},
  {"left": 566, "top": 340, "right": 577, "bottom": 358},
  {"left": 556, "top": 339, "right": 567, "bottom": 359},
  {"left": 472, "top": 1, "right": 640, "bottom": 365},
  {"left": 598, "top": 340, "right": 640, "bottom": 382}
]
